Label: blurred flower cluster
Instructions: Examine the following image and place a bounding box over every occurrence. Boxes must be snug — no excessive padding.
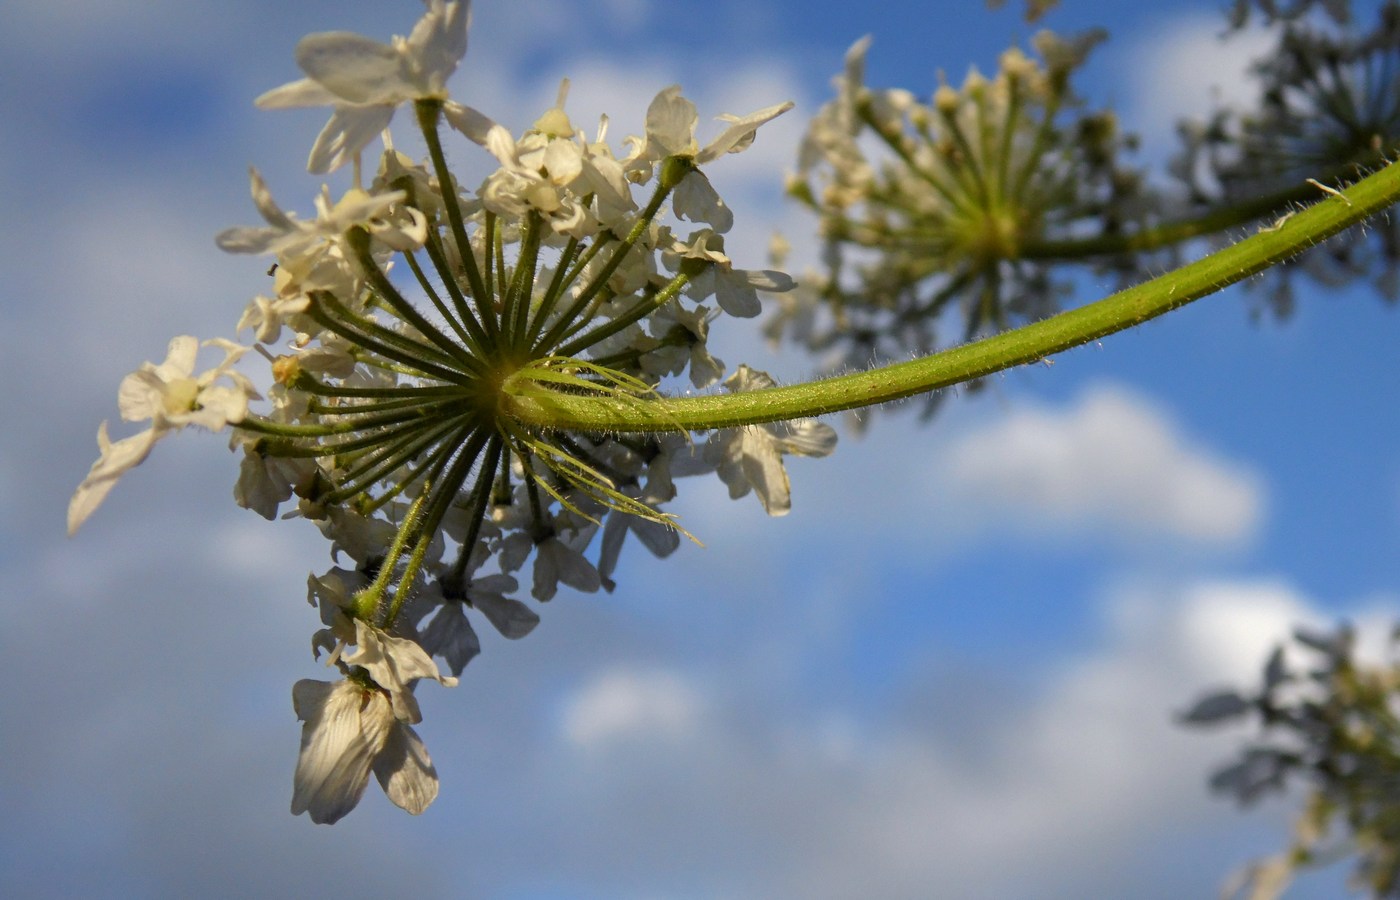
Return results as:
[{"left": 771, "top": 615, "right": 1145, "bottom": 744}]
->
[
  {"left": 1175, "top": 0, "right": 1400, "bottom": 318},
  {"left": 774, "top": 29, "right": 1147, "bottom": 419},
  {"left": 1181, "top": 624, "right": 1400, "bottom": 899},
  {"left": 68, "top": 0, "right": 832, "bottom": 823}
]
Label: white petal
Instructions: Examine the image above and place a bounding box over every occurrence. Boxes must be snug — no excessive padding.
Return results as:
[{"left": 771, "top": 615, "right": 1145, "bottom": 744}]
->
[
  {"left": 290, "top": 680, "right": 393, "bottom": 825},
  {"left": 419, "top": 603, "right": 481, "bottom": 676},
  {"left": 470, "top": 593, "right": 539, "bottom": 640},
  {"left": 443, "top": 101, "right": 497, "bottom": 144},
  {"left": 695, "top": 101, "right": 794, "bottom": 163},
  {"left": 373, "top": 721, "right": 439, "bottom": 815},
  {"left": 67, "top": 425, "right": 160, "bottom": 535},
  {"left": 673, "top": 172, "right": 733, "bottom": 234},
  {"left": 343, "top": 622, "right": 456, "bottom": 723},
  {"left": 116, "top": 370, "right": 167, "bottom": 422},
  {"left": 742, "top": 268, "right": 795, "bottom": 293},
  {"left": 739, "top": 429, "right": 792, "bottom": 516},
  {"left": 214, "top": 225, "right": 287, "bottom": 255},
  {"left": 158, "top": 336, "right": 200, "bottom": 380},
  {"left": 530, "top": 537, "right": 601, "bottom": 602},
  {"left": 192, "top": 384, "right": 250, "bottom": 427},
  {"left": 256, "top": 77, "right": 341, "bottom": 109},
  {"left": 295, "top": 32, "right": 408, "bottom": 105},
  {"left": 714, "top": 269, "right": 761, "bottom": 317},
  {"left": 631, "top": 516, "right": 680, "bottom": 558},
  {"left": 234, "top": 449, "right": 291, "bottom": 520},
  {"left": 306, "top": 105, "right": 397, "bottom": 174},
  {"left": 405, "top": 0, "right": 471, "bottom": 91},
  {"left": 644, "top": 86, "right": 698, "bottom": 157},
  {"left": 776, "top": 419, "right": 838, "bottom": 458},
  {"left": 543, "top": 139, "right": 584, "bottom": 184}
]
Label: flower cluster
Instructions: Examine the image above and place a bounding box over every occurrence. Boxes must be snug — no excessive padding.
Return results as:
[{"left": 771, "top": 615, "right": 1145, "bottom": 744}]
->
[
  {"left": 1174, "top": 1, "right": 1400, "bottom": 317},
  {"left": 1181, "top": 624, "right": 1400, "bottom": 898},
  {"left": 68, "top": 0, "right": 832, "bottom": 823},
  {"left": 774, "top": 30, "right": 1146, "bottom": 418}
]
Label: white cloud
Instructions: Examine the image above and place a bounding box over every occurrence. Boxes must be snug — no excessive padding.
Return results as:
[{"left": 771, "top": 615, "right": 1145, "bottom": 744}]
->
[
  {"left": 1120, "top": 11, "right": 1276, "bottom": 156},
  {"left": 934, "top": 383, "right": 1264, "bottom": 545},
  {"left": 560, "top": 667, "right": 703, "bottom": 749},
  {"left": 526, "top": 579, "right": 1349, "bottom": 898}
]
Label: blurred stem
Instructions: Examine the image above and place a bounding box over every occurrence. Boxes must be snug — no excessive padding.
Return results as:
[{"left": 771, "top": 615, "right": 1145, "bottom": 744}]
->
[
  {"left": 1019, "top": 179, "right": 1328, "bottom": 260},
  {"left": 506, "top": 158, "right": 1400, "bottom": 431}
]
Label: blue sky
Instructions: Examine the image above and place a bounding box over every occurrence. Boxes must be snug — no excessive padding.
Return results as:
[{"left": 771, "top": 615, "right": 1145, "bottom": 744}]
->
[{"left": 2, "top": 1, "right": 1398, "bottom": 897}]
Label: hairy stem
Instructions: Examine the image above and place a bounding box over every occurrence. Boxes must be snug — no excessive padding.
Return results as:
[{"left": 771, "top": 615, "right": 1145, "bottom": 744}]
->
[{"left": 507, "top": 159, "right": 1400, "bottom": 431}]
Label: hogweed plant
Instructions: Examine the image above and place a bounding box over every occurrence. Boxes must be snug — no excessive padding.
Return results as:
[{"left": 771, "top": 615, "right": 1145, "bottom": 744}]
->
[{"left": 61, "top": 0, "right": 1400, "bottom": 882}]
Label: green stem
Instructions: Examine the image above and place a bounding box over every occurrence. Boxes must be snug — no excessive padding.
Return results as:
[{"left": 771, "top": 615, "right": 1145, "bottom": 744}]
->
[
  {"left": 506, "top": 158, "right": 1400, "bottom": 431},
  {"left": 532, "top": 182, "right": 672, "bottom": 355},
  {"left": 1019, "top": 180, "right": 1326, "bottom": 260},
  {"left": 416, "top": 99, "right": 496, "bottom": 340}
]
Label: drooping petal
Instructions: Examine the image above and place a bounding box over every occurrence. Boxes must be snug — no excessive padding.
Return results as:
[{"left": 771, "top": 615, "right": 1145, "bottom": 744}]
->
[
  {"left": 290, "top": 679, "right": 394, "bottom": 825},
  {"left": 418, "top": 602, "right": 481, "bottom": 676},
  {"left": 67, "top": 424, "right": 161, "bottom": 535},
  {"left": 372, "top": 721, "right": 439, "bottom": 815},
  {"left": 672, "top": 172, "right": 733, "bottom": 233},
  {"left": 737, "top": 427, "right": 793, "bottom": 516}
]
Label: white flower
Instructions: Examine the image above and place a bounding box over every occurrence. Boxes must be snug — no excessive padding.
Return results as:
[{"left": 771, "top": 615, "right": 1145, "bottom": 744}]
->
[
  {"left": 639, "top": 86, "right": 793, "bottom": 165},
  {"left": 498, "top": 515, "right": 602, "bottom": 602},
  {"left": 290, "top": 678, "right": 439, "bottom": 824},
  {"left": 631, "top": 87, "right": 793, "bottom": 233},
  {"left": 640, "top": 300, "right": 725, "bottom": 388},
  {"left": 417, "top": 572, "right": 537, "bottom": 676},
  {"left": 68, "top": 337, "right": 255, "bottom": 535},
  {"left": 341, "top": 619, "right": 457, "bottom": 723},
  {"left": 216, "top": 169, "right": 426, "bottom": 297},
  {"left": 256, "top": 0, "right": 472, "bottom": 172},
  {"left": 233, "top": 439, "right": 316, "bottom": 520},
  {"left": 665, "top": 228, "right": 795, "bottom": 318},
  {"left": 597, "top": 489, "right": 681, "bottom": 592},
  {"left": 704, "top": 365, "right": 838, "bottom": 516},
  {"left": 418, "top": 601, "right": 481, "bottom": 676}
]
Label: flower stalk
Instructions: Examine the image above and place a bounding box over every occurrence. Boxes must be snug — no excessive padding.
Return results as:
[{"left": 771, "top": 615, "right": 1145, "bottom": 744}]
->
[{"left": 508, "top": 157, "right": 1400, "bottom": 432}]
